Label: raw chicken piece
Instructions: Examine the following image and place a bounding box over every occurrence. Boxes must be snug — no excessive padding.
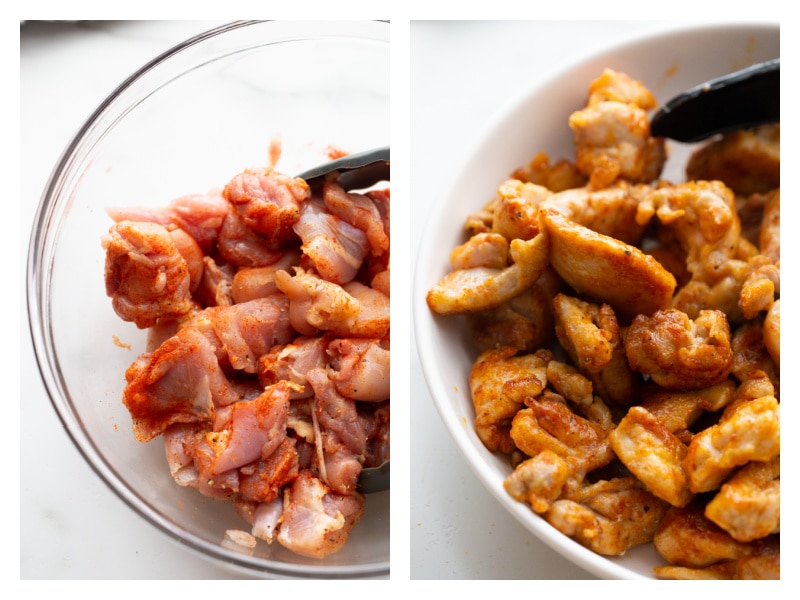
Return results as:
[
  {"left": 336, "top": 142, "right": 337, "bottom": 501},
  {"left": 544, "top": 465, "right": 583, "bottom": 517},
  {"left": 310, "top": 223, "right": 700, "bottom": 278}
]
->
[
  {"left": 122, "top": 326, "right": 239, "bottom": 441},
  {"left": 293, "top": 198, "right": 369, "bottom": 285},
  {"left": 205, "top": 381, "right": 299, "bottom": 475},
  {"left": 217, "top": 203, "right": 284, "bottom": 268},
  {"left": 223, "top": 166, "right": 309, "bottom": 248},
  {"left": 230, "top": 249, "right": 301, "bottom": 304},
  {"left": 106, "top": 189, "right": 229, "bottom": 252},
  {"left": 102, "top": 220, "right": 199, "bottom": 328},
  {"left": 276, "top": 470, "right": 365, "bottom": 558},
  {"left": 258, "top": 335, "right": 329, "bottom": 399},
  {"left": 327, "top": 337, "right": 390, "bottom": 402},
  {"left": 323, "top": 174, "right": 389, "bottom": 256},
  {"left": 340, "top": 281, "right": 391, "bottom": 339},
  {"left": 238, "top": 437, "right": 301, "bottom": 504},
  {"left": 194, "top": 256, "right": 235, "bottom": 308},
  {"left": 274, "top": 268, "right": 360, "bottom": 336}
]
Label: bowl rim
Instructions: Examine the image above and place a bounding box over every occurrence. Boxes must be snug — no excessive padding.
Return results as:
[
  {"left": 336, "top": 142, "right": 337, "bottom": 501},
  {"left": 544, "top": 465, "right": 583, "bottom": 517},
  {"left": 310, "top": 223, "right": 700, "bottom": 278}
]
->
[
  {"left": 413, "top": 20, "right": 779, "bottom": 580},
  {"left": 27, "top": 19, "right": 390, "bottom": 579}
]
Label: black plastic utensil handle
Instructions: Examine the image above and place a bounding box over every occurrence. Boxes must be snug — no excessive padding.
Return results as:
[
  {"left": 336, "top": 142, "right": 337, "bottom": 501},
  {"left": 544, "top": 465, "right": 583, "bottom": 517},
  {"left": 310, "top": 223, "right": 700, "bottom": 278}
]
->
[
  {"left": 298, "top": 146, "right": 390, "bottom": 191},
  {"left": 650, "top": 58, "right": 779, "bottom": 143}
]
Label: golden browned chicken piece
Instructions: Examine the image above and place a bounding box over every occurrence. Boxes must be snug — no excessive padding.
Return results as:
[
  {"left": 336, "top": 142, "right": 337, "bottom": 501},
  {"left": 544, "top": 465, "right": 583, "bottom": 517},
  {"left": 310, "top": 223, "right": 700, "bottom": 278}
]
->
[
  {"left": 608, "top": 406, "right": 693, "bottom": 507},
  {"left": 763, "top": 299, "right": 780, "bottom": 368},
  {"left": 467, "top": 268, "right": 561, "bottom": 353},
  {"left": 625, "top": 308, "right": 733, "bottom": 390},
  {"left": 491, "top": 179, "right": 550, "bottom": 241},
  {"left": 469, "top": 347, "right": 552, "bottom": 454},
  {"left": 540, "top": 207, "right": 676, "bottom": 319},
  {"left": 553, "top": 293, "right": 639, "bottom": 406},
  {"left": 705, "top": 457, "right": 779, "bottom": 543},
  {"left": 504, "top": 449, "right": 570, "bottom": 513},
  {"left": 546, "top": 477, "right": 668, "bottom": 555},
  {"left": 541, "top": 179, "right": 652, "bottom": 246},
  {"left": 569, "top": 69, "right": 666, "bottom": 188},
  {"left": 730, "top": 321, "right": 779, "bottom": 392},
  {"left": 639, "top": 379, "right": 736, "bottom": 434},
  {"left": 686, "top": 124, "right": 780, "bottom": 197},
  {"left": 682, "top": 395, "right": 780, "bottom": 493},
  {"left": 426, "top": 231, "right": 550, "bottom": 314},
  {"left": 653, "top": 502, "right": 779, "bottom": 579},
  {"left": 759, "top": 189, "right": 780, "bottom": 263},
  {"left": 510, "top": 397, "right": 615, "bottom": 486},
  {"left": 545, "top": 360, "right": 614, "bottom": 430},
  {"left": 510, "top": 151, "right": 587, "bottom": 192},
  {"left": 449, "top": 232, "right": 509, "bottom": 270}
]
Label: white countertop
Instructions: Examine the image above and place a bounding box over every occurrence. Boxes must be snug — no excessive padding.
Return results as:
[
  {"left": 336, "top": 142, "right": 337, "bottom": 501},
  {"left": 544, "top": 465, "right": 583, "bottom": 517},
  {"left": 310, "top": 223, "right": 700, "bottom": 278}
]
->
[{"left": 19, "top": 18, "right": 774, "bottom": 581}]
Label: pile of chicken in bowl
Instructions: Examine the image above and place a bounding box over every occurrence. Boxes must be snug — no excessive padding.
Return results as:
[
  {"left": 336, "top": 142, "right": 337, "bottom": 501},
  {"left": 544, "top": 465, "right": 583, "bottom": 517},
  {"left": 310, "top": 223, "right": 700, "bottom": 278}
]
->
[
  {"left": 415, "top": 22, "right": 779, "bottom": 580},
  {"left": 28, "top": 20, "right": 389, "bottom": 579}
]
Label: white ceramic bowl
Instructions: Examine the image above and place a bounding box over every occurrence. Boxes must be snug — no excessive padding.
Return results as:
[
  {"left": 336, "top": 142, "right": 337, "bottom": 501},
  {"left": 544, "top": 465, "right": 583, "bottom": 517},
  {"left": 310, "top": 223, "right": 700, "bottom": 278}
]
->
[
  {"left": 414, "top": 22, "right": 779, "bottom": 580},
  {"left": 28, "top": 20, "right": 389, "bottom": 579}
]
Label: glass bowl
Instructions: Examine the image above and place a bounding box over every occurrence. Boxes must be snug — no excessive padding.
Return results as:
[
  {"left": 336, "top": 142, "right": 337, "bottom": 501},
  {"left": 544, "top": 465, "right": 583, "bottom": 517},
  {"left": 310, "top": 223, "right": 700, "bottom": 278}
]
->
[
  {"left": 414, "top": 21, "right": 778, "bottom": 579},
  {"left": 27, "top": 20, "right": 389, "bottom": 579}
]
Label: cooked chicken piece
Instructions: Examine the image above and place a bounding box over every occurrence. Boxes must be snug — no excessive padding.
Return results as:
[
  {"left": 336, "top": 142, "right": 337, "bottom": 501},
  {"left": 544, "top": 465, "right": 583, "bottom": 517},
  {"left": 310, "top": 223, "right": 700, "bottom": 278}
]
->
[
  {"left": 638, "top": 180, "right": 740, "bottom": 283},
  {"left": 510, "top": 397, "right": 615, "bottom": 481},
  {"left": 686, "top": 124, "right": 780, "bottom": 197},
  {"left": 491, "top": 179, "right": 550, "bottom": 241},
  {"left": 102, "top": 220, "right": 200, "bottom": 328},
  {"left": 540, "top": 207, "right": 676, "bottom": 319},
  {"left": 504, "top": 449, "right": 570, "bottom": 513},
  {"left": 730, "top": 321, "right": 779, "bottom": 392},
  {"left": 449, "top": 232, "right": 509, "bottom": 270},
  {"left": 653, "top": 503, "right": 777, "bottom": 570},
  {"left": 545, "top": 360, "right": 613, "bottom": 430},
  {"left": 552, "top": 294, "right": 640, "bottom": 406},
  {"left": 569, "top": 69, "right": 666, "bottom": 188},
  {"left": 463, "top": 197, "right": 496, "bottom": 237},
  {"left": 739, "top": 257, "right": 779, "bottom": 319},
  {"left": 541, "top": 180, "right": 652, "bottom": 245},
  {"left": 467, "top": 267, "right": 560, "bottom": 353},
  {"left": 625, "top": 308, "right": 733, "bottom": 390},
  {"left": 705, "top": 457, "right": 780, "bottom": 542},
  {"left": 682, "top": 395, "right": 780, "bottom": 493},
  {"left": 759, "top": 189, "right": 780, "bottom": 262},
  {"left": 763, "top": 299, "right": 780, "bottom": 367},
  {"left": 546, "top": 477, "right": 668, "bottom": 555},
  {"left": 640, "top": 378, "right": 736, "bottom": 433},
  {"left": 509, "top": 150, "right": 587, "bottom": 192},
  {"left": 469, "top": 347, "right": 551, "bottom": 454},
  {"left": 293, "top": 198, "right": 369, "bottom": 285},
  {"left": 426, "top": 231, "right": 550, "bottom": 314},
  {"left": 323, "top": 174, "right": 389, "bottom": 256},
  {"left": 608, "top": 406, "right": 693, "bottom": 507},
  {"left": 230, "top": 249, "right": 301, "bottom": 304},
  {"left": 276, "top": 470, "right": 365, "bottom": 559}
]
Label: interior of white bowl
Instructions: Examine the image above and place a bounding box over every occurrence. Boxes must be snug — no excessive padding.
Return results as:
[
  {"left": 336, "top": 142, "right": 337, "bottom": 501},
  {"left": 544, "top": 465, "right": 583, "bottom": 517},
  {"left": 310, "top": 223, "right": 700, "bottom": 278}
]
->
[
  {"left": 28, "top": 20, "right": 389, "bottom": 579},
  {"left": 414, "top": 22, "right": 779, "bottom": 580}
]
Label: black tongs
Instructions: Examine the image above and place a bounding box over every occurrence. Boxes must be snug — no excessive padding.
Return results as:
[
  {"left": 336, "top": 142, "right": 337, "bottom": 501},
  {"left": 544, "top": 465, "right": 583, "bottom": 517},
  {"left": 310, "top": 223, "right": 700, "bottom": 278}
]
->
[
  {"left": 650, "top": 58, "right": 779, "bottom": 143},
  {"left": 298, "top": 146, "right": 390, "bottom": 192}
]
